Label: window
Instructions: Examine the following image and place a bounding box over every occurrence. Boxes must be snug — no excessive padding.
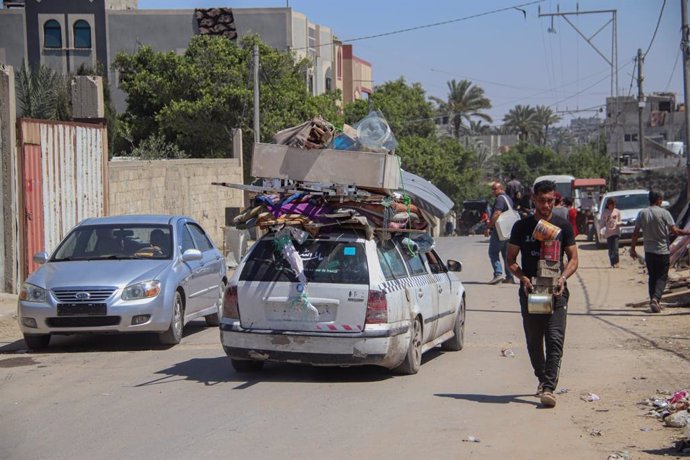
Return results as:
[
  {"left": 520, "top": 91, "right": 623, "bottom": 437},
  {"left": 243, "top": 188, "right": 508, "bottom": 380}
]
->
[
  {"left": 378, "top": 241, "right": 407, "bottom": 279},
  {"left": 73, "top": 20, "right": 91, "bottom": 49},
  {"left": 425, "top": 250, "right": 447, "bottom": 274},
  {"left": 186, "top": 224, "right": 213, "bottom": 252},
  {"left": 624, "top": 133, "right": 638, "bottom": 142},
  {"left": 308, "top": 27, "right": 316, "bottom": 58},
  {"left": 44, "top": 20, "right": 62, "bottom": 48},
  {"left": 400, "top": 242, "right": 429, "bottom": 276},
  {"left": 325, "top": 77, "right": 332, "bottom": 92},
  {"left": 178, "top": 224, "right": 195, "bottom": 253}
]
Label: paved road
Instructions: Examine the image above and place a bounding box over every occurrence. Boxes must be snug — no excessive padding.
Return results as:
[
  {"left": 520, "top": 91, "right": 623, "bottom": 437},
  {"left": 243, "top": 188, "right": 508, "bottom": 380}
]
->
[{"left": 0, "top": 236, "right": 682, "bottom": 459}]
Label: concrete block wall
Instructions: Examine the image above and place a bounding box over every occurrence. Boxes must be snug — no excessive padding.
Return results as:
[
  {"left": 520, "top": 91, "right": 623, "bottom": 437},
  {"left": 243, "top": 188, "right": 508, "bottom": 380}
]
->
[{"left": 108, "top": 158, "right": 243, "bottom": 247}]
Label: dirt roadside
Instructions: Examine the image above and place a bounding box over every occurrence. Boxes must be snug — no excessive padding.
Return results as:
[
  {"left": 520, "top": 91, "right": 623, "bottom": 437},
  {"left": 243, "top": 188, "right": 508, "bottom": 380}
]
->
[{"left": 565, "top": 238, "right": 690, "bottom": 458}]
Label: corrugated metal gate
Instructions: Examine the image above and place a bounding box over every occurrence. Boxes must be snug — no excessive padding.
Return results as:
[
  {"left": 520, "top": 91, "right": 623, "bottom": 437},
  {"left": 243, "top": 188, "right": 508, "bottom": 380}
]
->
[{"left": 19, "top": 119, "right": 108, "bottom": 279}]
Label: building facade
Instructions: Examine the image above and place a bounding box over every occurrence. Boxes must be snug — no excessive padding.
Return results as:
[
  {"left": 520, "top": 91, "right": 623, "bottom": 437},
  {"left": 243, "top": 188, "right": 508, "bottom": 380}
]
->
[
  {"left": 606, "top": 92, "right": 685, "bottom": 167},
  {"left": 0, "top": 0, "right": 372, "bottom": 112}
]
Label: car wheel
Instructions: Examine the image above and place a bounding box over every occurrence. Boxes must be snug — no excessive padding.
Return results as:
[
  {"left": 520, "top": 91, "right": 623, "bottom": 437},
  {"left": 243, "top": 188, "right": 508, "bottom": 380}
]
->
[
  {"left": 204, "top": 282, "right": 225, "bottom": 327},
  {"left": 23, "top": 334, "right": 50, "bottom": 350},
  {"left": 441, "top": 298, "right": 465, "bottom": 351},
  {"left": 394, "top": 316, "right": 423, "bottom": 375},
  {"left": 159, "top": 291, "right": 184, "bottom": 345},
  {"left": 231, "top": 359, "right": 264, "bottom": 372}
]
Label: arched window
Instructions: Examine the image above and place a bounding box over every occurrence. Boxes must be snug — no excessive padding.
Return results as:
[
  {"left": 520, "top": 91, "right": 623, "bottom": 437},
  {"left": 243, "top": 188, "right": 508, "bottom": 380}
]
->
[
  {"left": 73, "top": 20, "right": 91, "bottom": 49},
  {"left": 44, "top": 20, "right": 62, "bottom": 48}
]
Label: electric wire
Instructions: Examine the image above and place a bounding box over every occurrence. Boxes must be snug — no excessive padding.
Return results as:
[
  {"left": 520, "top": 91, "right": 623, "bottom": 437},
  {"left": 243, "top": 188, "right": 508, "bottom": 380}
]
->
[
  {"left": 644, "top": 0, "right": 667, "bottom": 58},
  {"left": 291, "top": 0, "right": 545, "bottom": 50},
  {"left": 664, "top": 44, "right": 681, "bottom": 91}
]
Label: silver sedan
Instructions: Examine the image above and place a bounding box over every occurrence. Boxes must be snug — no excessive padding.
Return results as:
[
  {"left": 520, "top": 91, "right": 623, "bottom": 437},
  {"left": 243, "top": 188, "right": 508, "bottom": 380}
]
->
[{"left": 18, "top": 215, "right": 227, "bottom": 349}]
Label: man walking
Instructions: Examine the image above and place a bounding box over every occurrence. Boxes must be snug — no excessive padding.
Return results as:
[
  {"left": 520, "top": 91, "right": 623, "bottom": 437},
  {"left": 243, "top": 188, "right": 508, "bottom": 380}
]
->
[
  {"left": 630, "top": 191, "right": 690, "bottom": 313},
  {"left": 485, "top": 181, "right": 515, "bottom": 284},
  {"left": 506, "top": 180, "right": 578, "bottom": 408}
]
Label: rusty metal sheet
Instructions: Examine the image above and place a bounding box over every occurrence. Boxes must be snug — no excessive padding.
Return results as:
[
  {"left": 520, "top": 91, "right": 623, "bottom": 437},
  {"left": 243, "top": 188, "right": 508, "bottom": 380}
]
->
[
  {"left": 18, "top": 120, "right": 107, "bottom": 279},
  {"left": 22, "top": 144, "right": 44, "bottom": 276}
]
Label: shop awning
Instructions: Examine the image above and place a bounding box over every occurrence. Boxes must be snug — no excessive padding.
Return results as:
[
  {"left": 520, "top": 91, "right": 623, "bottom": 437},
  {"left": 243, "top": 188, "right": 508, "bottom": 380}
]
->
[{"left": 399, "top": 170, "right": 454, "bottom": 218}]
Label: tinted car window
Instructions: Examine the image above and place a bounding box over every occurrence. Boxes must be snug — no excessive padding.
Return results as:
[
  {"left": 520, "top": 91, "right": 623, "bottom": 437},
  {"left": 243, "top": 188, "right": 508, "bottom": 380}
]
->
[
  {"left": 377, "top": 241, "right": 407, "bottom": 279},
  {"left": 187, "top": 223, "right": 213, "bottom": 252},
  {"left": 241, "top": 239, "right": 369, "bottom": 284},
  {"left": 178, "top": 224, "right": 195, "bottom": 252},
  {"left": 398, "top": 241, "right": 428, "bottom": 276},
  {"left": 376, "top": 248, "right": 394, "bottom": 280}
]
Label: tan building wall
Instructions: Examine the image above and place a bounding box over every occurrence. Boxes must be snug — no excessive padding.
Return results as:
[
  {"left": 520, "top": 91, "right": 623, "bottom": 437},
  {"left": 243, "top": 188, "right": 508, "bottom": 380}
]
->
[
  {"left": 341, "top": 44, "right": 372, "bottom": 104},
  {"left": 108, "top": 158, "right": 243, "bottom": 247}
]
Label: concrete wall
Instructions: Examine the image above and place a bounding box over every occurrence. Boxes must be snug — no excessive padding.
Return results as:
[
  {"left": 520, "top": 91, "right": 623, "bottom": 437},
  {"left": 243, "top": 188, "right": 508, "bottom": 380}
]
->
[
  {"left": 234, "top": 8, "right": 290, "bottom": 50},
  {"left": 108, "top": 158, "right": 243, "bottom": 247},
  {"left": 0, "top": 64, "right": 18, "bottom": 293},
  {"left": 0, "top": 9, "right": 27, "bottom": 70},
  {"left": 612, "top": 166, "right": 687, "bottom": 215}
]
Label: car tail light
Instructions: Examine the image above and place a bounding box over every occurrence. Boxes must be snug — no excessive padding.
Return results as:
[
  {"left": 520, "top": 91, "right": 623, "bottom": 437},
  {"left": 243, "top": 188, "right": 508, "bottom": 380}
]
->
[
  {"left": 365, "top": 290, "right": 388, "bottom": 324},
  {"left": 222, "top": 285, "right": 239, "bottom": 320}
]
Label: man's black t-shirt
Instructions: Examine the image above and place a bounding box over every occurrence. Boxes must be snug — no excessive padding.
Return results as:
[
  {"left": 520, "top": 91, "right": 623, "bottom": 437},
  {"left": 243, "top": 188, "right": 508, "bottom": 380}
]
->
[{"left": 508, "top": 214, "right": 576, "bottom": 278}]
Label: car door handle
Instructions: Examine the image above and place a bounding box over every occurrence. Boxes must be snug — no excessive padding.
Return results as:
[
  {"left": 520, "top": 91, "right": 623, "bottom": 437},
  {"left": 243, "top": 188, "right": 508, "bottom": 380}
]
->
[
  {"left": 438, "top": 287, "right": 443, "bottom": 294},
  {"left": 417, "top": 288, "right": 423, "bottom": 298}
]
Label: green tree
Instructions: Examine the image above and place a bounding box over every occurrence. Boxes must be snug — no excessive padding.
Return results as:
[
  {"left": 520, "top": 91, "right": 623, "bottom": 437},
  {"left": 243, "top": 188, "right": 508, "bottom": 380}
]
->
[
  {"left": 343, "top": 78, "right": 435, "bottom": 138},
  {"left": 16, "top": 63, "right": 70, "bottom": 120},
  {"left": 113, "top": 35, "right": 340, "bottom": 164},
  {"left": 534, "top": 105, "right": 561, "bottom": 146},
  {"left": 430, "top": 79, "right": 492, "bottom": 140},
  {"left": 503, "top": 104, "right": 539, "bottom": 141},
  {"left": 495, "top": 142, "right": 566, "bottom": 186}
]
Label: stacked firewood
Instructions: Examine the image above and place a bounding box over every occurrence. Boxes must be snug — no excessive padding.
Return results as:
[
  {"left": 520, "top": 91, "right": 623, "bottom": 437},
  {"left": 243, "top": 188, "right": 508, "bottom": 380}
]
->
[{"left": 195, "top": 8, "right": 237, "bottom": 39}]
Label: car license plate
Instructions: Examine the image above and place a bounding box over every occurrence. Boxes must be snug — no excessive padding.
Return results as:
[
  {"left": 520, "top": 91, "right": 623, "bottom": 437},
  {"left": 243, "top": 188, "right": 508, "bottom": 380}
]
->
[{"left": 57, "top": 303, "right": 107, "bottom": 316}]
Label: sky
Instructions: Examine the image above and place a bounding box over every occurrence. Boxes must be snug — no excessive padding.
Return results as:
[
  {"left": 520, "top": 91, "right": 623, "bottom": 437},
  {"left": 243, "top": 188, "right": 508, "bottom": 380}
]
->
[{"left": 138, "top": 0, "right": 682, "bottom": 127}]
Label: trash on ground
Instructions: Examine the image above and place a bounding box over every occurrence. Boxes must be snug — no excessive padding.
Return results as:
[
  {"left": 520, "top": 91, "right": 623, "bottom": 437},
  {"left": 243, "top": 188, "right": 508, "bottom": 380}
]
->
[
  {"left": 590, "top": 428, "right": 602, "bottom": 436},
  {"left": 500, "top": 347, "right": 515, "bottom": 358},
  {"left": 607, "top": 451, "right": 629, "bottom": 460},
  {"left": 556, "top": 388, "right": 569, "bottom": 394},
  {"left": 581, "top": 392, "right": 600, "bottom": 402},
  {"left": 463, "top": 435, "right": 480, "bottom": 443}
]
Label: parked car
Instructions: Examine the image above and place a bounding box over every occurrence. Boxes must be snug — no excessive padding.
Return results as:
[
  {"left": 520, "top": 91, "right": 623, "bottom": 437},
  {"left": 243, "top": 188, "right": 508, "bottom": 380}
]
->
[
  {"left": 220, "top": 230, "right": 466, "bottom": 374},
  {"left": 18, "top": 215, "right": 227, "bottom": 349},
  {"left": 593, "top": 189, "right": 660, "bottom": 248}
]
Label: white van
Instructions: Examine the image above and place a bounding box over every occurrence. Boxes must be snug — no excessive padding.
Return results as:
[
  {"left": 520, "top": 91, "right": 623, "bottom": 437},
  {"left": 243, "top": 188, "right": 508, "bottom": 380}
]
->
[
  {"left": 220, "top": 230, "right": 466, "bottom": 375},
  {"left": 533, "top": 175, "right": 575, "bottom": 199}
]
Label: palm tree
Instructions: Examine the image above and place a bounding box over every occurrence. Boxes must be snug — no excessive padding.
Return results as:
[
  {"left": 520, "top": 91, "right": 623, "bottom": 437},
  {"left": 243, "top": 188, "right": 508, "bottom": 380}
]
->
[
  {"left": 534, "top": 105, "right": 561, "bottom": 146},
  {"left": 16, "top": 62, "right": 70, "bottom": 120},
  {"left": 503, "top": 104, "right": 539, "bottom": 141},
  {"left": 462, "top": 120, "right": 492, "bottom": 136},
  {"left": 431, "top": 79, "right": 492, "bottom": 140}
]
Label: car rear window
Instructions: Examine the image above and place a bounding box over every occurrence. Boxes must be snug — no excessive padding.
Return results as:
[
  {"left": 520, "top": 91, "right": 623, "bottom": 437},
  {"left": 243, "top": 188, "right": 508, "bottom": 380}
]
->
[{"left": 240, "top": 239, "right": 369, "bottom": 284}]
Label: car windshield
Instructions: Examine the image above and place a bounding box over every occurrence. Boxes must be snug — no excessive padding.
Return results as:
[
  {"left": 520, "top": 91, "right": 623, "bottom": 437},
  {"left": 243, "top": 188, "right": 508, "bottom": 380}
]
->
[
  {"left": 240, "top": 238, "right": 369, "bottom": 284},
  {"left": 611, "top": 193, "right": 648, "bottom": 211},
  {"left": 51, "top": 224, "right": 173, "bottom": 261}
]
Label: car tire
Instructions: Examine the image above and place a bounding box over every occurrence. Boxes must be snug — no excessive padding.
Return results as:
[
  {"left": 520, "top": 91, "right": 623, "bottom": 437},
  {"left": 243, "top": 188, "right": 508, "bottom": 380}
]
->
[
  {"left": 23, "top": 334, "right": 50, "bottom": 350},
  {"left": 204, "top": 282, "right": 225, "bottom": 327},
  {"left": 394, "top": 316, "right": 423, "bottom": 375},
  {"left": 441, "top": 298, "right": 465, "bottom": 351},
  {"left": 231, "top": 359, "right": 264, "bottom": 372},
  {"left": 159, "top": 291, "right": 184, "bottom": 345}
]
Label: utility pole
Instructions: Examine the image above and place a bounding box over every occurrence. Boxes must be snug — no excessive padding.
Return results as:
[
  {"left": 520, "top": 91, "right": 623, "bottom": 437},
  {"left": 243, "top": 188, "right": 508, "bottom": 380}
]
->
[
  {"left": 637, "top": 48, "right": 645, "bottom": 167},
  {"left": 682, "top": 0, "right": 690, "bottom": 201},
  {"left": 253, "top": 43, "right": 260, "bottom": 144}
]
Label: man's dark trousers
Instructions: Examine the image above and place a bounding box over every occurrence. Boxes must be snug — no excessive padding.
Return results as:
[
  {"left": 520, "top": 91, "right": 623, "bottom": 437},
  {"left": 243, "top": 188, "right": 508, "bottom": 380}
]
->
[
  {"left": 645, "top": 252, "right": 670, "bottom": 301},
  {"left": 518, "top": 287, "right": 568, "bottom": 392}
]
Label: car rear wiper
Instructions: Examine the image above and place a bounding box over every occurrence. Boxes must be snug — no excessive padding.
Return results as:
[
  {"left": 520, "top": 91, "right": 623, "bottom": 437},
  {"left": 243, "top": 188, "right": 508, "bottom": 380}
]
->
[{"left": 51, "top": 257, "right": 74, "bottom": 262}]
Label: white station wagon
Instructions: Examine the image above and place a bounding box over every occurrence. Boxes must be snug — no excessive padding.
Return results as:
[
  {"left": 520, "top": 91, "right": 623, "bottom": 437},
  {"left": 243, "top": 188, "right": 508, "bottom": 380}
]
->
[{"left": 220, "top": 230, "right": 465, "bottom": 374}]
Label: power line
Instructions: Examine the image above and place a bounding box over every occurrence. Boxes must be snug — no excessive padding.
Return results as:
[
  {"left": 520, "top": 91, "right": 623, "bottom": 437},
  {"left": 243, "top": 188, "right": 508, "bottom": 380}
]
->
[
  {"left": 644, "top": 0, "right": 667, "bottom": 57},
  {"left": 292, "top": 0, "right": 544, "bottom": 50},
  {"left": 664, "top": 44, "right": 682, "bottom": 91}
]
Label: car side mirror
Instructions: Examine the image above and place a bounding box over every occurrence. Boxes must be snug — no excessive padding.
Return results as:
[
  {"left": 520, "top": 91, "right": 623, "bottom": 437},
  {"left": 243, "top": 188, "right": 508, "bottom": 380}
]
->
[
  {"left": 447, "top": 259, "right": 462, "bottom": 272},
  {"left": 661, "top": 200, "right": 670, "bottom": 208},
  {"left": 181, "top": 249, "right": 203, "bottom": 262},
  {"left": 33, "top": 252, "right": 49, "bottom": 265}
]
